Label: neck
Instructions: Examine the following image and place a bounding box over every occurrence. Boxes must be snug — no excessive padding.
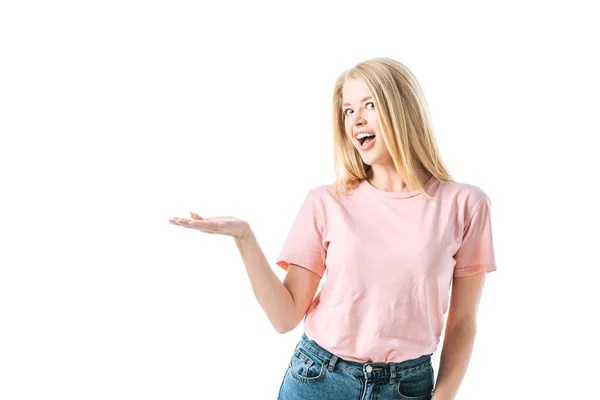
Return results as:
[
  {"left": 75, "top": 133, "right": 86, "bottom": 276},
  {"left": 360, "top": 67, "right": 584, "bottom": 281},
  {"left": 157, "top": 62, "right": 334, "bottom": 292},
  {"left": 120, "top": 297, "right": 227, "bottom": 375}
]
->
[{"left": 366, "top": 166, "right": 431, "bottom": 193}]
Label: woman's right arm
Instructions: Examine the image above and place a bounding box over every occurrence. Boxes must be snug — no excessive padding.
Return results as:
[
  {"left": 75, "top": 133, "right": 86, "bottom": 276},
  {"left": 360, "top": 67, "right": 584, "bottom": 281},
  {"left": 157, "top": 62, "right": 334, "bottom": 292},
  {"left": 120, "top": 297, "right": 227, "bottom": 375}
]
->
[{"left": 235, "top": 227, "right": 321, "bottom": 334}]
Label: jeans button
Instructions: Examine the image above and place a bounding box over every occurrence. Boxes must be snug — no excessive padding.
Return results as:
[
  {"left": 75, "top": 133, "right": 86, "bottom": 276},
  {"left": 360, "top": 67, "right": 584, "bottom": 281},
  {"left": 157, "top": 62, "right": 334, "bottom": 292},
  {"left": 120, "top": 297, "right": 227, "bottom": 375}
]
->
[{"left": 366, "top": 365, "right": 373, "bottom": 372}]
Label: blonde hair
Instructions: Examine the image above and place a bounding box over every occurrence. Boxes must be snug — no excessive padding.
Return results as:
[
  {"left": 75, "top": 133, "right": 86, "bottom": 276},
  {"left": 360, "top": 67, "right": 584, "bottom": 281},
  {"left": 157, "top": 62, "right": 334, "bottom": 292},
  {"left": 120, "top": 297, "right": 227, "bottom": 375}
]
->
[{"left": 332, "top": 57, "right": 454, "bottom": 199}]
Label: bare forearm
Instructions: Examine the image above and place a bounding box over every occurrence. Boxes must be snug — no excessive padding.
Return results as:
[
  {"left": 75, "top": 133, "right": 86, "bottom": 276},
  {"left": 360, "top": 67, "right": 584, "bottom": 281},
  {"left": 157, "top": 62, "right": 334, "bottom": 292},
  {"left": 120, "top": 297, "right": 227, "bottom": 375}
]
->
[
  {"left": 433, "top": 327, "right": 477, "bottom": 400},
  {"left": 234, "top": 227, "right": 297, "bottom": 333}
]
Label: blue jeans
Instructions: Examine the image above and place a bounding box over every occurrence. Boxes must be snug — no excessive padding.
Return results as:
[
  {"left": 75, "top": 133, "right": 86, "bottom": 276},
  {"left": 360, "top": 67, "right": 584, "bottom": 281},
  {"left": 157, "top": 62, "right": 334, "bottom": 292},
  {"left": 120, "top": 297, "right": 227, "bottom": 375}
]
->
[{"left": 278, "top": 333, "right": 435, "bottom": 400}]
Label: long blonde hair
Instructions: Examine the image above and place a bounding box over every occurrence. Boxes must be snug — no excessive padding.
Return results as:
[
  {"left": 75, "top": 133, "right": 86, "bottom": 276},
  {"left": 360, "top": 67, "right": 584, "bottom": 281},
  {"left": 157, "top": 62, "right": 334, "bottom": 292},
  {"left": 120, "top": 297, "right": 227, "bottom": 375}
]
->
[{"left": 332, "top": 58, "right": 454, "bottom": 199}]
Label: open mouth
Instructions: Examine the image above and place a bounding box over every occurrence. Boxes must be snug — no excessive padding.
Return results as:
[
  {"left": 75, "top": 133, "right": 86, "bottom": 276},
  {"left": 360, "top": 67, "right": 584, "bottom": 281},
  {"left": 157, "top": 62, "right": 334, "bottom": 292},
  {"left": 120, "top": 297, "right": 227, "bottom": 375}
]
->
[{"left": 358, "top": 135, "right": 376, "bottom": 146}]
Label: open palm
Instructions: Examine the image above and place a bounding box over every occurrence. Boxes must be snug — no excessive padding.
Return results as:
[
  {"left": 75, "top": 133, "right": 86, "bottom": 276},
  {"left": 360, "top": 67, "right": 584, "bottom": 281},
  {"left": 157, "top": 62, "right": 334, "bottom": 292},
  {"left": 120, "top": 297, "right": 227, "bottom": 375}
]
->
[{"left": 169, "top": 212, "right": 250, "bottom": 240}]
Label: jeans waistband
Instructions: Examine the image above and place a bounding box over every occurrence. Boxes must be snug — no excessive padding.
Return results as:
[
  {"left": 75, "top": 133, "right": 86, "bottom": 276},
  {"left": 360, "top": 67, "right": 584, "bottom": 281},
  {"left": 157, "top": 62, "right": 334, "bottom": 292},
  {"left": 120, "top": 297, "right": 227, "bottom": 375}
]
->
[{"left": 299, "top": 332, "right": 432, "bottom": 380}]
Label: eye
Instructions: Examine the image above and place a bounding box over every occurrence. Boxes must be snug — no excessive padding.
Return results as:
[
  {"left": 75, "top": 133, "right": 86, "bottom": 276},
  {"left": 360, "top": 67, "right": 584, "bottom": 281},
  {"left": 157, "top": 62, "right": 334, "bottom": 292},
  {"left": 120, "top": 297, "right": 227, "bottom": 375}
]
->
[
  {"left": 343, "top": 108, "right": 353, "bottom": 116},
  {"left": 366, "top": 102, "right": 375, "bottom": 109}
]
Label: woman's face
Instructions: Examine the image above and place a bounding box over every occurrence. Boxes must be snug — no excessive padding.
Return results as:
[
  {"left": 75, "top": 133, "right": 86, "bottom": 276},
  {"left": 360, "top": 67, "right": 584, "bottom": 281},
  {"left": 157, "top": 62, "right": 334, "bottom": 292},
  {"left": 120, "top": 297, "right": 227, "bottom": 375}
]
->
[{"left": 342, "top": 78, "right": 390, "bottom": 166}]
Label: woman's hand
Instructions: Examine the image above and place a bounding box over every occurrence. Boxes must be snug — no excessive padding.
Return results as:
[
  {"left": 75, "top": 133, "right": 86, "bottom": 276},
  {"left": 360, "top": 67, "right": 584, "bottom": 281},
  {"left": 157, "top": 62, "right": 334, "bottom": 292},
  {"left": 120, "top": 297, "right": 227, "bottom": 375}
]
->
[{"left": 169, "top": 212, "right": 251, "bottom": 241}]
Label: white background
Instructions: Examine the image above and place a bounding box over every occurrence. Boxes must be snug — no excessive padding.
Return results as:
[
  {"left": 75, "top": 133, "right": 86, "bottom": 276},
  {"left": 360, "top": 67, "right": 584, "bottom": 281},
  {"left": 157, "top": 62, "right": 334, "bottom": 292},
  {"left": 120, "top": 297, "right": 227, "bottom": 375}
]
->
[{"left": 1, "top": 1, "right": 598, "bottom": 399}]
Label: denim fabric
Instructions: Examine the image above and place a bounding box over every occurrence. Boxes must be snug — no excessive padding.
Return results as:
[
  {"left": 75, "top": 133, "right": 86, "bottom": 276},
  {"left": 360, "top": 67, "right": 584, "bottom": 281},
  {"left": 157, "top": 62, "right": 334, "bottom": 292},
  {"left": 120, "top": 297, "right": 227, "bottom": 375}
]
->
[{"left": 278, "top": 333, "right": 434, "bottom": 400}]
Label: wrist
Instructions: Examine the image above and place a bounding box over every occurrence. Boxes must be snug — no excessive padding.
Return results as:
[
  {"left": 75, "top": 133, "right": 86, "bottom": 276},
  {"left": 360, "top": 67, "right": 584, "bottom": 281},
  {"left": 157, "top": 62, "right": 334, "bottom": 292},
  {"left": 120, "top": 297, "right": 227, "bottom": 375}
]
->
[{"left": 234, "top": 223, "right": 253, "bottom": 243}]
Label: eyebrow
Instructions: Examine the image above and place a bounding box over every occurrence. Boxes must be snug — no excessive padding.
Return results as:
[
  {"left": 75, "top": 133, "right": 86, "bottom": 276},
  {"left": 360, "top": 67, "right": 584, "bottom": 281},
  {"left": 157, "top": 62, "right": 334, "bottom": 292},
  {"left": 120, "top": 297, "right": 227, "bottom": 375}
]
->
[{"left": 342, "top": 96, "right": 372, "bottom": 107}]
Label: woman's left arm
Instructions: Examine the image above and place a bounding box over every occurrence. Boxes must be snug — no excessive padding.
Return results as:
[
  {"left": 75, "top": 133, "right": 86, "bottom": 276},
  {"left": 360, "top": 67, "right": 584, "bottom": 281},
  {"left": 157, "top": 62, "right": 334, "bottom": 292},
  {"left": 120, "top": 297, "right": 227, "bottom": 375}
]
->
[{"left": 432, "top": 271, "right": 487, "bottom": 400}]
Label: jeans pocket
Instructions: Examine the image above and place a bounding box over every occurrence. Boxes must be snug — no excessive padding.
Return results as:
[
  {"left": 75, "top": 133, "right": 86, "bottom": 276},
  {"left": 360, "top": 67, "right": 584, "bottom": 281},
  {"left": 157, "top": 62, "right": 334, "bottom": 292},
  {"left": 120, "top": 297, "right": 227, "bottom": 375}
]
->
[
  {"left": 394, "top": 364, "right": 434, "bottom": 400},
  {"left": 287, "top": 344, "right": 327, "bottom": 383}
]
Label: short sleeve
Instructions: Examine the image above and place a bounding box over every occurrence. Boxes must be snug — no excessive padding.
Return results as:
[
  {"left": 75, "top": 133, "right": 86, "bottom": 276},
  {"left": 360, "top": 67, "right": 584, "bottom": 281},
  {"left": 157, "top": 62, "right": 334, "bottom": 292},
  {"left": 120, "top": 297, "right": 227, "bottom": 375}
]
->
[
  {"left": 453, "top": 194, "right": 497, "bottom": 277},
  {"left": 276, "top": 189, "right": 327, "bottom": 278}
]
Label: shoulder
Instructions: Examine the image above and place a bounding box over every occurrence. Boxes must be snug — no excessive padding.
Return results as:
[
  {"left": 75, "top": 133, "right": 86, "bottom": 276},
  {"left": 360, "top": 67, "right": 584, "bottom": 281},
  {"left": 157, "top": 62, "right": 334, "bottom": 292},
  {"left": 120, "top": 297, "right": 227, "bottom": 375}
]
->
[
  {"left": 300, "top": 183, "right": 346, "bottom": 211},
  {"left": 294, "top": 183, "right": 334, "bottom": 208},
  {"left": 445, "top": 179, "right": 489, "bottom": 199},
  {"left": 435, "top": 179, "right": 492, "bottom": 214},
  {"left": 305, "top": 183, "right": 338, "bottom": 199}
]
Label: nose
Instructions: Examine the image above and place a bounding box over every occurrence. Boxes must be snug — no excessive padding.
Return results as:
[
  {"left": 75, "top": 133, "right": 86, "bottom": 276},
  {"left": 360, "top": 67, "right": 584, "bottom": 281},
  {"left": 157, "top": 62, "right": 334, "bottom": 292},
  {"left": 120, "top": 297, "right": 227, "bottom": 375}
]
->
[{"left": 351, "top": 109, "right": 367, "bottom": 126}]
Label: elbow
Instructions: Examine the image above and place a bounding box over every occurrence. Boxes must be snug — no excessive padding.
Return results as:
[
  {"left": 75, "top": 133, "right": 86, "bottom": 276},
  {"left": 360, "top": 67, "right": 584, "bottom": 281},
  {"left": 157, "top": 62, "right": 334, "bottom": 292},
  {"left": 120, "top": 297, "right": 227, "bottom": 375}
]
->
[
  {"left": 447, "top": 324, "right": 477, "bottom": 335},
  {"left": 275, "top": 325, "right": 291, "bottom": 334},
  {"left": 274, "top": 317, "right": 301, "bottom": 334},
  {"left": 274, "top": 322, "right": 295, "bottom": 334}
]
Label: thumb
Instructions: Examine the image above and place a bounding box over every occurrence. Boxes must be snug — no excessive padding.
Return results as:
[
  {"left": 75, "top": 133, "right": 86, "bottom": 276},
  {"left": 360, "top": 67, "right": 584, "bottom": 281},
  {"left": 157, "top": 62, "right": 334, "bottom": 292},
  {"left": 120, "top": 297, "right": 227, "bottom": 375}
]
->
[{"left": 190, "top": 211, "right": 203, "bottom": 220}]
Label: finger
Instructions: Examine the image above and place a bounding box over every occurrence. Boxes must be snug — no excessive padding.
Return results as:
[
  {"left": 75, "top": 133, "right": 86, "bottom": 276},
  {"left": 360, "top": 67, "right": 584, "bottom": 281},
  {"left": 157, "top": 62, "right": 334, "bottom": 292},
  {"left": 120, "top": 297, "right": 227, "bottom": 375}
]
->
[
  {"left": 171, "top": 218, "right": 217, "bottom": 233},
  {"left": 178, "top": 219, "right": 203, "bottom": 228},
  {"left": 190, "top": 212, "right": 203, "bottom": 219},
  {"left": 187, "top": 219, "right": 211, "bottom": 229},
  {"left": 177, "top": 221, "right": 196, "bottom": 229},
  {"left": 185, "top": 220, "right": 219, "bottom": 233},
  {"left": 170, "top": 218, "right": 192, "bottom": 226}
]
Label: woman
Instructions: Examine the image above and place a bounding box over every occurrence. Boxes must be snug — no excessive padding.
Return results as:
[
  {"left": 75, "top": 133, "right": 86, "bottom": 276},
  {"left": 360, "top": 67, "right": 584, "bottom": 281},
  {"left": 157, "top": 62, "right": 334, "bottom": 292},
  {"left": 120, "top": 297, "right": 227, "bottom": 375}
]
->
[{"left": 169, "top": 57, "right": 497, "bottom": 400}]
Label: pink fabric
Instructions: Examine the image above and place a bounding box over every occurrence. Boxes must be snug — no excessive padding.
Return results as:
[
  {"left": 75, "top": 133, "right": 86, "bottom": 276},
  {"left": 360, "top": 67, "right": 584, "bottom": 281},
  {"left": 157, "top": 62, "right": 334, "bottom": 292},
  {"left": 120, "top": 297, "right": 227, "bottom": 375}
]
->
[{"left": 276, "top": 177, "right": 497, "bottom": 363}]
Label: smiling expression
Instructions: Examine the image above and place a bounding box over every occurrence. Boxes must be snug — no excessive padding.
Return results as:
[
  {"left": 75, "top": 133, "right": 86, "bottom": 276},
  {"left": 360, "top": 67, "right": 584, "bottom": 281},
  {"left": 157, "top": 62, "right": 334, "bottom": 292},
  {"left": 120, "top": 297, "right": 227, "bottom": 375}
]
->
[{"left": 342, "top": 78, "right": 390, "bottom": 166}]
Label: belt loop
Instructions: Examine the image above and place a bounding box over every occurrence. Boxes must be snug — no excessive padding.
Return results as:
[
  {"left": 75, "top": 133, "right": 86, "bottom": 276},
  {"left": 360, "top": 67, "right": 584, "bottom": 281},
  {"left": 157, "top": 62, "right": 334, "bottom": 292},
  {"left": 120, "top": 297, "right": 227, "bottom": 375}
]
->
[
  {"left": 389, "top": 362, "right": 396, "bottom": 384},
  {"left": 327, "top": 355, "right": 339, "bottom": 372}
]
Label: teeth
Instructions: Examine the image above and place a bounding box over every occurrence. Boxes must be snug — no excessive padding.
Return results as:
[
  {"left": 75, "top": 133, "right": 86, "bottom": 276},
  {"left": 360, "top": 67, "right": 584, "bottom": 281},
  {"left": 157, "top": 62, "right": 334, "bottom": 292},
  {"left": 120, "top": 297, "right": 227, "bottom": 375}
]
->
[{"left": 356, "top": 133, "right": 375, "bottom": 139}]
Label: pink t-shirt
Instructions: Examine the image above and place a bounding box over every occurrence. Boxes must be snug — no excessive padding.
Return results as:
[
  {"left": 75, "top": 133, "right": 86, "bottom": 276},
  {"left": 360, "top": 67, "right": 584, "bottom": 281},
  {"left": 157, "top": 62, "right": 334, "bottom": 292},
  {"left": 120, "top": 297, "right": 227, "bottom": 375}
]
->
[{"left": 275, "top": 176, "right": 497, "bottom": 363}]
